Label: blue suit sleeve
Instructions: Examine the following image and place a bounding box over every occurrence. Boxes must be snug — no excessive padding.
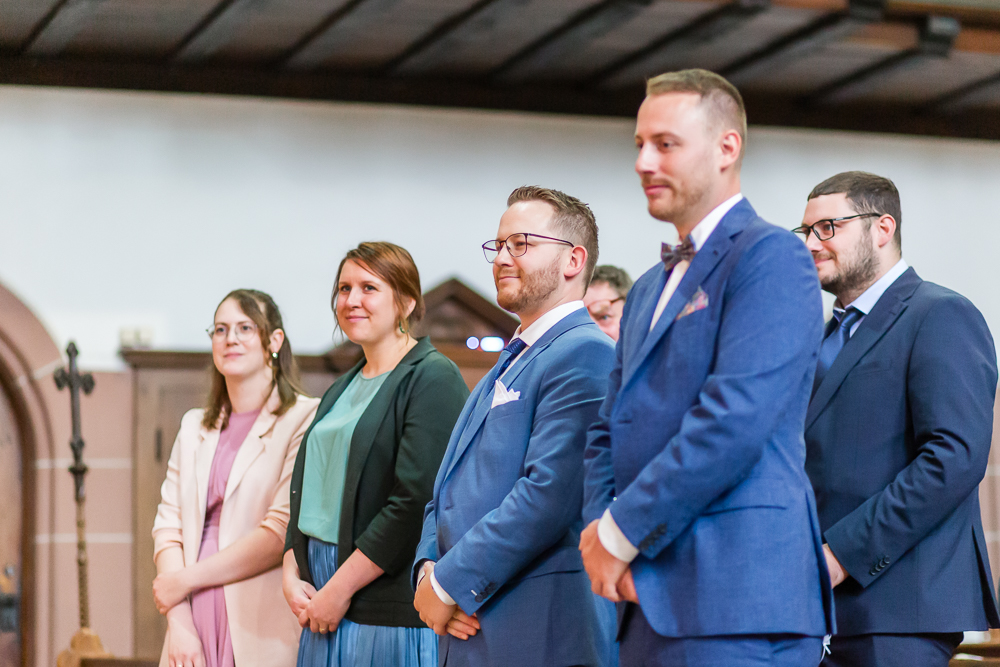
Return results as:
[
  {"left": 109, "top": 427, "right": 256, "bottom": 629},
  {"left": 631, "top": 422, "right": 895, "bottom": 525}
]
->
[
  {"left": 411, "top": 498, "right": 440, "bottom": 590},
  {"left": 824, "top": 294, "right": 997, "bottom": 587},
  {"left": 611, "top": 231, "right": 824, "bottom": 558},
  {"left": 432, "top": 338, "right": 615, "bottom": 614}
]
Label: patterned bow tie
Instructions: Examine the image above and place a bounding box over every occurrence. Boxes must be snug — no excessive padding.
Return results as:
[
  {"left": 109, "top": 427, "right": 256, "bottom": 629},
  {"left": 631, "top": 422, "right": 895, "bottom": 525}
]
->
[{"left": 661, "top": 236, "right": 696, "bottom": 272}]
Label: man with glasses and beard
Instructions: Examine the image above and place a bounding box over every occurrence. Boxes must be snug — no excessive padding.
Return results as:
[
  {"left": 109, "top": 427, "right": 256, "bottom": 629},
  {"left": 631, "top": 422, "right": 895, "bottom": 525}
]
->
[
  {"left": 412, "top": 186, "right": 615, "bottom": 666},
  {"left": 796, "top": 171, "right": 999, "bottom": 667}
]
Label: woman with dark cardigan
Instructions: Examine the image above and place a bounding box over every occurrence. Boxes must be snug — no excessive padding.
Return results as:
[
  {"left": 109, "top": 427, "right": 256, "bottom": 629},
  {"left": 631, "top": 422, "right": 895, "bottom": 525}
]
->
[{"left": 282, "top": 242, "right": 469, "bottom": 667}]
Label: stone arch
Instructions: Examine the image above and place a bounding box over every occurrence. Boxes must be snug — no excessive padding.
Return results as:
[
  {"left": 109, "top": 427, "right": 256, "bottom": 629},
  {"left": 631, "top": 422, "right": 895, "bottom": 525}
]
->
[{"left": 0, "top": 281, "right": 62, "bottom": 667}]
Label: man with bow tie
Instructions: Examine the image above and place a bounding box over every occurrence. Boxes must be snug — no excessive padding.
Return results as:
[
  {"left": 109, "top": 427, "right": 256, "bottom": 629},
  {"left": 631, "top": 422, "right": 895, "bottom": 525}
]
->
[
  {"left": 412, "top": 185, "right": 616, "bottom": 666},
  {"left": 580, "top": 69, "right": 834, "bottom": 667}
]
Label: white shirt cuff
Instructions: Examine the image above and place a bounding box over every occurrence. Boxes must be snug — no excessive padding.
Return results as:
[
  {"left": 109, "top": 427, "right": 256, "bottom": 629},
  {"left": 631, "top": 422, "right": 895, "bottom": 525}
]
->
[
  {"left": 430, "top": 570, "right": 456, "bottom": 606},
  {"left": 598, "top": 508, "right": 640, "bottom": 563}
]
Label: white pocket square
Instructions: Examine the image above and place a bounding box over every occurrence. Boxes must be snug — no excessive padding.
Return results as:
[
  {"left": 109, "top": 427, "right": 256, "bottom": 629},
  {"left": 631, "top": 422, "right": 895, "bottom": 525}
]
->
[{"left": 490, "top": 380, "right": 521, "bottom": 409}]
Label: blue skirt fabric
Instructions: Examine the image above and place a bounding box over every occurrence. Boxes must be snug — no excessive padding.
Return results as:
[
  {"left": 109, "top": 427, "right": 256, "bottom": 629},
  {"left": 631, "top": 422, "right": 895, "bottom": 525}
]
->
[{"left": 297, "top": 538, "right": 438, "bottom": 667}]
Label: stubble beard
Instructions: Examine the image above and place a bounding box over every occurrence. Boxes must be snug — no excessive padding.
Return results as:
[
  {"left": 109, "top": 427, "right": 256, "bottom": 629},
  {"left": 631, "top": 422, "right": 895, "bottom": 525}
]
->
[
  {"left": 822, "top": 233, "right": 879, "bottom": 299},
  {"left": 496, "top": 261, "right": 562, "bottom": 316},
  {"left": 648, "top": 177, "right": 712, "bottom": 225}
]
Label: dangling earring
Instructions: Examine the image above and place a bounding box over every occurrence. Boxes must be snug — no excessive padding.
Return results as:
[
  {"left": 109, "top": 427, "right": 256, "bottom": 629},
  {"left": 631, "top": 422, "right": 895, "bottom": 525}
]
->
[{"left": 399, "top": 321, "right": 406, "bottom": 335}]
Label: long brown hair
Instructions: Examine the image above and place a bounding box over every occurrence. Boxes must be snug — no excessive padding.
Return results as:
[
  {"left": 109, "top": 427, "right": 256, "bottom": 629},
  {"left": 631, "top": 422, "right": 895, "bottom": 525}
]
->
[
  {"left": 202, "top": 289, "right": 305, "bottom": 431},
  {"left": 333, "top": 242, "right": 425, "bottom": 334}
]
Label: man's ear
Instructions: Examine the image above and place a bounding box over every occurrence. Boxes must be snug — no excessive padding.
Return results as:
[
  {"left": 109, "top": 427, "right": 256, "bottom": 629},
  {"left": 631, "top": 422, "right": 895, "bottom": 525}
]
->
[
  {"left": 564, "top": 246, "right": 588, "bottom": 281},
  {"left": 718, "top": 129, "right": 742, "bottom": 171},
  {"left": 874, "top": 214, "right": 897, "bottom": 250}
]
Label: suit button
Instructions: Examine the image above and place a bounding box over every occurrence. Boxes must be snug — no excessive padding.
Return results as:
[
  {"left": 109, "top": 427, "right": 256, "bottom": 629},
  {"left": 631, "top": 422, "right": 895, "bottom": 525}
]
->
[
  {"left": 869, "top": 569, "right": 878, "bottom": 576},
  {"left": 474, "top": 594, "right": 483, "bottom": 603}
]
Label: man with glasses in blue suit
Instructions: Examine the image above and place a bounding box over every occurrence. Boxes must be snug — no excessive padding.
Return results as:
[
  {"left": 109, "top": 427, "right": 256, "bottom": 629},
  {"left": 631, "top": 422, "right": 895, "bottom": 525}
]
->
[
  {"left": 581, "top": 69, "right": 834, "bottom": 666},
  {"left": 413, "top": 185, "right": 616, "bottom": 666},
  {"left": 797, "top": 171, "right": 999, "bottom": 667}
]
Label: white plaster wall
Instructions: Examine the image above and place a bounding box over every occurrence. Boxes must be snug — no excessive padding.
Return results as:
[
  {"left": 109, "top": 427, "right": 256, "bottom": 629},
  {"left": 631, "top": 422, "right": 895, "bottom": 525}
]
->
[{"left": 1, "top": 84, "right": 998, "bottom": 369}]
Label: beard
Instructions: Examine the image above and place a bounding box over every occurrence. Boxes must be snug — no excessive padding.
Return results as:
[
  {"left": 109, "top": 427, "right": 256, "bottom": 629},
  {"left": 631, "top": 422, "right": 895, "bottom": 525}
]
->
[
  {"left": 646, "top": 175, "right": 712, "bottom": 224},
  {"left": 496, "top": 261, "right": 562, "bottom": 315},
  {"left": 821, "top": 232, "right": 879, "bottom": 297}
]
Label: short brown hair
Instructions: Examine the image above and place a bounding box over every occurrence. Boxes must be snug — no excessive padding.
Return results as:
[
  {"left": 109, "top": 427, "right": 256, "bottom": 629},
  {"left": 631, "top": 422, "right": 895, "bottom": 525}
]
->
[
  {"left": 333, "top": 242, "right": 425, "bottom": 333},
  {"left": 507, "top": 185, "right": 600, "bottom": 284},
  {"left": 590, "top": 265, "right": 633, "bottom": 299},
  {"left": 808, "top": 171, "right": 902, "bottom": 251},
  {"left": 646, "top": 69, "right": 747, "bottom": 164},
  {"left": 203, "top": 289, "right": 306, "bottom": 431}
]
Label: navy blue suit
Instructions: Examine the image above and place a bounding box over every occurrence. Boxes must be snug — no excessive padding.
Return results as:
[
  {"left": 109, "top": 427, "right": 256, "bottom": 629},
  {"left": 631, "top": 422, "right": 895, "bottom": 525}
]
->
[
  {"left": 805, "top": 267, "right": 999, "bottom": 666},
  {"left": 584, "top": 199, "right": 834, "bottom": 664},
  {"left": 414, "top": 309, "right": 615, "bottom": 666}
]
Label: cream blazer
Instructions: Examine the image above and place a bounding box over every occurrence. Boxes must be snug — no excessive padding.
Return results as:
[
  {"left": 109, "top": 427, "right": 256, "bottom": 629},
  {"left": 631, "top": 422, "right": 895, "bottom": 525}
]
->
[{"left": 152, "top": 390, "right": 320, "bottom": 667}]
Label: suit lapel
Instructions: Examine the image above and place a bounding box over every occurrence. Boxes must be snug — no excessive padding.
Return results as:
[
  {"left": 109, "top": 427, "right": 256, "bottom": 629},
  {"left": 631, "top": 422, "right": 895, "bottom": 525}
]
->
[
  {"left": 805, "top": 268, "right": 922, "bottom": 430},
  {"left": 195, "top": 426, "right": 220, "bottom": 522},
  {"left": 442, "top": 309, "right": 593, "bottom": 482},
  {"left": 621, "top": 203, "right": 745, "bottom": 390}
]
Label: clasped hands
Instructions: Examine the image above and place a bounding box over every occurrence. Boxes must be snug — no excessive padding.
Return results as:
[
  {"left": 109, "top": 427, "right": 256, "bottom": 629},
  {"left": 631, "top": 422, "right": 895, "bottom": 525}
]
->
[
  {"left": 153, "top": 569, "right": 194, "bottom": 614},
  {"left": 413, "top": 562, "right": 480, "bottom": 640},
  {"left": 284, "top": 572, "right": 353, "bottom": 635},
  {"left": 579, "top": 519, "right": 638, "bottom": 604}
]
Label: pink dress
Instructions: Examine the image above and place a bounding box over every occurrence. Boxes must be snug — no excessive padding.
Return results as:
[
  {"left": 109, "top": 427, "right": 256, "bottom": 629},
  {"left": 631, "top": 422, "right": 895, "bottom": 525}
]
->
[{"left": 191, "top": 409, "right": 261, "bottom": 667}]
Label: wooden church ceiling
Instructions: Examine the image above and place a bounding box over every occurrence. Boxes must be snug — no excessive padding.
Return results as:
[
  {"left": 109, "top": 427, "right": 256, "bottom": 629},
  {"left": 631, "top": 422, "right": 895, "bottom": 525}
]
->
[{"left": 3, "top": 0, "right": 1000, "bottom": 140}]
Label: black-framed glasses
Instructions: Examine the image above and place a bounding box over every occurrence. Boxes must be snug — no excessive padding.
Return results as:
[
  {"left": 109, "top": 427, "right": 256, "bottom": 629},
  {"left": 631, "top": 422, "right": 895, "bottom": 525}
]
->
[
  {"left": 792, "top": 213, "right": 882, "bottom": 241},
  {"left": 482, "top": 232, "right": 575, "bottom": 263}
]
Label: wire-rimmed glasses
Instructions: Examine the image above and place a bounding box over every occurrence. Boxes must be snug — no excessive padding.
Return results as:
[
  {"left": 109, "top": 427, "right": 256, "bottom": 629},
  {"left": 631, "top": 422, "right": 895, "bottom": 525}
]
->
[
  {"left": 792, "top": 213, "right": 882, "bottom": 241},
  {"left": 482, "top": 232, "right": 575, "bottom": 263},
  {"left": 206, "top": 322, "right": 258, "bottom": 342}
]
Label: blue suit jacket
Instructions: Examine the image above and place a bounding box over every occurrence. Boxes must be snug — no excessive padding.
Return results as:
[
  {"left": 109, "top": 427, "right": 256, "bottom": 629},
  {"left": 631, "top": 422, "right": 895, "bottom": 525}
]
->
[
  {"left": 414, "top": 309, "right": 615, "bottom": 666},
  {"left": 584, "top": 199, "right": 835, "bottom": 638},
  {"left": 805, "top": 267, "right": 1000, "bottom": 635}
]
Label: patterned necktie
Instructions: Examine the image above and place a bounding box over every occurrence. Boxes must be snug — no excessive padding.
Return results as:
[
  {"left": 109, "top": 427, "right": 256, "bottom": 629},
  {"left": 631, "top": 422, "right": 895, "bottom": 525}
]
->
[
  {"left": 490, "top": 338, "right": 527, "bottom": 387},
  {"left": 814, "top": 307, "right": 863, "bottom": 391},
  {"left": 661, "top": 236, "right": 696, "bottom": 272}
]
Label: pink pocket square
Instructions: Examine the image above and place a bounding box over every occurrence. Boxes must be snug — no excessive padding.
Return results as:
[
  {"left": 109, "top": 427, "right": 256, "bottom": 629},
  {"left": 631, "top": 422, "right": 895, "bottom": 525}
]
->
[{"left": 676, "top": 287, "right": 709, "bottom": 320}]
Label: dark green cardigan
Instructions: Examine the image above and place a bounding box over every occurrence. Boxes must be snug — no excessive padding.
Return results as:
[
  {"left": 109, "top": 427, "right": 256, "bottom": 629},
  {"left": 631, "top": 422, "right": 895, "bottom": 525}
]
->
[{"left": 285, "top": 337, "right": 469, "bottom": 627}]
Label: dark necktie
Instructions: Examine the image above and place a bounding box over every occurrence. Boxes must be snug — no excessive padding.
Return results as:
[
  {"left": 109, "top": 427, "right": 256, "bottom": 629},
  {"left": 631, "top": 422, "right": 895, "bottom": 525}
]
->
[
  {"left": 814, "top": 307, "right": 863, "bottom": 391},
  {"left": 490, "top": 337, "right": 527, "bottom": 387},
  {"left": 661, "top": 236, "right": 696, "bottom": 272}
]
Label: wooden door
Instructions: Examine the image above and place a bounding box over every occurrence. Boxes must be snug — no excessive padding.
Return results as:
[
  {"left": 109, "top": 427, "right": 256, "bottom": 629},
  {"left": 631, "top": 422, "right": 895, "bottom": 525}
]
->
[
  {"left": 0, "top": 384, "right": 22, "bottom": 667},
  {"left": 132, "top": 369, "right": 209, "bottom": 660}
]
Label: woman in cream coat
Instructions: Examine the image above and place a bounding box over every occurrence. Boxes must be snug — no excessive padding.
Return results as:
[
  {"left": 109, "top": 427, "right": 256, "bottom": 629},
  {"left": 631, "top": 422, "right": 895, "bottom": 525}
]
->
[{"left": 152, "top": 289, "right": 319, "bottom": 667}]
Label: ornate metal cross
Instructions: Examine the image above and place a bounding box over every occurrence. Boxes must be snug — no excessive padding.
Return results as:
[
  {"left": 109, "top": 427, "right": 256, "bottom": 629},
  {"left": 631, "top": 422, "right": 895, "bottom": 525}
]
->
[{"left": 54, "top": 342, "right": 95, "bottom": 631}]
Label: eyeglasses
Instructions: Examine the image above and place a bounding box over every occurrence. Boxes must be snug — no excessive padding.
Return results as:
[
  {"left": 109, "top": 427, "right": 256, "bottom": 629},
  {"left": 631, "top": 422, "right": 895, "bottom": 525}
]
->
[
  {"left": 207, "top": 322, "right": 258, "bottom": 341},
  {"left": 792, "top": 213, "right": 882, "bottom": 241},
  {"left": 482, "top": 233, "right": 575, "bottom": 263},
  {"left": 586, "top": 297, "right": 624, "bottom": 318}
]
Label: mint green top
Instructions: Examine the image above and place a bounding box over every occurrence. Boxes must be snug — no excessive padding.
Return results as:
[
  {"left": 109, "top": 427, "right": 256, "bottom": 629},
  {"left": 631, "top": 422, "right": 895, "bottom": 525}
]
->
[{"left": 298, "top": 370, "right": 389, "bottom": 544}]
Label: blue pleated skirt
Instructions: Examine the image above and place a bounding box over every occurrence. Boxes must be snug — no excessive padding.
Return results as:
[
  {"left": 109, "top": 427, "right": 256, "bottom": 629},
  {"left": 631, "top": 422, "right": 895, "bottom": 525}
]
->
[{"left": 297, "top": 538, "right": 438, "bottom": 667}]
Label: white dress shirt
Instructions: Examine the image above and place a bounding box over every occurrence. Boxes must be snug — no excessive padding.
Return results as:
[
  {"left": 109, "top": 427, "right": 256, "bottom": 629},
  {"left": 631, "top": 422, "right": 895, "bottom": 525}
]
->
[
  {"left": 600, "top": 193, "right": 743, "bottom": 563},
  {"left": 425, "top": 299, "right": 586, "bottom": 604},
  {"left": 649, "top": 193, "right": 744, "bottom": 329},
  {"left": 835, "top": 258, "right": 909, "bottom": 335}
]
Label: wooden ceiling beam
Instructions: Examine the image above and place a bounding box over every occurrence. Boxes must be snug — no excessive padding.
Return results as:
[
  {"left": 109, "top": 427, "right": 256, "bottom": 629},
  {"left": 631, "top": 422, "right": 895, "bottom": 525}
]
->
[
  {"left": 922, "top": 66, "right": 1000, "bottom": 112},
  {"left": 804, "top": 14, "right": 960, "bottom": 104},
  {"left": 2, "top": 55, "right": 1000, "bottom": 141},
  {"left": 489, "top": 0, "right": 655, "bottom": 83},
  {"left": 380, "top": 0, "right": 504, "bottom": 75},
  {"left": 18, "top": 0, "right": 92, "bottom": 57},
  {"left": 167, "top": 0, "right": 243, "bottom": 62},
  {"left": 281, "top": 0, "right": 389, "bottom": 70},
  {"left": 719, "top": 0, "right": 887, "bottom": 83},
  {"left": 588, "top": 0, "right": 772, "bottom": 89}
]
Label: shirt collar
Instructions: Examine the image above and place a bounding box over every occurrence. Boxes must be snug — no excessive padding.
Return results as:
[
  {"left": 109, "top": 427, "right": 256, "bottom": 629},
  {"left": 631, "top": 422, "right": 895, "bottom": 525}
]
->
[
  {"left": 837, "top": 258, "right": 909, "bottom": 316},
  {"left": 511, "top": 300, "right": 585, "bottom": 347},
  {"left": 686, "top": 193, "right": 743, "bottom": 251}
]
